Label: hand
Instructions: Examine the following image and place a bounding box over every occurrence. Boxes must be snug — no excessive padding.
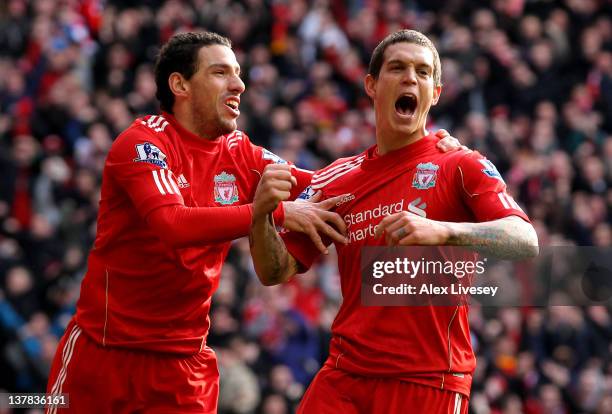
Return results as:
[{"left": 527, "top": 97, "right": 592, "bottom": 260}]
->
[
  {"left": 253, "top": 164, "right": 297, "bottom": 219},
  {"left": 283, "top": 192, "right": 349, "bottom": 254},
  {"left": 435, "top": 129, "right": 469, "bottom": 152},
  {"left": 374, "top": 211, "right": 453, "bottom": 246}
]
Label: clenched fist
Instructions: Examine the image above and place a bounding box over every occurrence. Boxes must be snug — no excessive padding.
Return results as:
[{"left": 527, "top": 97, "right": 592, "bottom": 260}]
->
[{"left": 252, "top": 164, "right": 297, "bottom": 220}]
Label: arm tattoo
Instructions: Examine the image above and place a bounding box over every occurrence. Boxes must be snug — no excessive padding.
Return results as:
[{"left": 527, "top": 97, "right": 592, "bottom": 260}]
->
[
  {"left": 445, "top": 216, "right": 538, "bottom": 260},
  {"left": 250, "top": 214, "right": 298, "bottom": 285}
]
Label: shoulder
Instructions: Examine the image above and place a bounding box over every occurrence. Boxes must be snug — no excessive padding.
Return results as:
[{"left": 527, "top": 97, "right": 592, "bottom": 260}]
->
[
  {"left": 224, "top": 129, "right": 261, "bottom": 157},
  {"left": 227, "top": 130, "right": 292, "bottom": 166},
  {"left": 310, "top": 153, "right": 366, "bottom": 191},
  {"left": 224, "top": 129, "right": 247, "bottom": 150},
  {"left": 113, "top": 115, "right": 173, "bottom": 148},
  {"left": 433, "top": 149, "right": 494, "bottom": 176},
  {"left": 456, "top": 150, "right": 503, "bottom": 179},
  {"left": 108, "top": 115, "right": 174, "bottom": 167},
  {"left": 455, "top": 150, "right": 507, "bottom": 193}
]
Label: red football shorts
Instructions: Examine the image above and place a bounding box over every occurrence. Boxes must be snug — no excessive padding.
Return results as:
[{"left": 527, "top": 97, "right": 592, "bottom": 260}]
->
[
  {"left": 297, "top": 366, "right": 469, "bottom": 414},
  {"left": 45, "top": 320, "right": 219, "bottom": 413}
]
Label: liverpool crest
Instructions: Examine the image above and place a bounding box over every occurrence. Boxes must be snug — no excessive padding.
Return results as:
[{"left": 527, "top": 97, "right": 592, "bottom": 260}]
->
[
  {"left": 214, "top": 171, "right": 239, "bottom": 205},
  {"left": 412, "top": 162, "right": 439, "bottom": 190}
]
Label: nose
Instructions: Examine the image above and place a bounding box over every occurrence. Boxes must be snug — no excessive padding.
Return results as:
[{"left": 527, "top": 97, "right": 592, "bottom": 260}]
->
[
  {"left": 230, "top": 73, "right": 245, "bottom": 94},
  {"left": 402, "top": 67, "right": 418, "bottom": 85}
]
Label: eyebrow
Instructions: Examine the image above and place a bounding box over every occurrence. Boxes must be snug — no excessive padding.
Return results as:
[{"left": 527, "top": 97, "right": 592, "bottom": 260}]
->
[
  {"left": 208, "top": 63, "right": 241, "bottom": 75},
  {"left": 386, "top": 59, "right": 432, "bottom": 70}
]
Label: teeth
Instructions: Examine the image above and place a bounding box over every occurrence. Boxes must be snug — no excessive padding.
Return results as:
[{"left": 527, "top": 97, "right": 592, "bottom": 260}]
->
[{"left": 226, "top": 100, "right": 239, "bottom": 110}]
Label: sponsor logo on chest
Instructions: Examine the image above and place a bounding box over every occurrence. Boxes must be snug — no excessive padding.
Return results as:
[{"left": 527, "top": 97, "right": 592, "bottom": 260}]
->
[
  {"left": 412, "top": 162, "right": 439, "bottom": 190},
  {"left": 214, "top": 171, "right": 239, "bottom": 205}
]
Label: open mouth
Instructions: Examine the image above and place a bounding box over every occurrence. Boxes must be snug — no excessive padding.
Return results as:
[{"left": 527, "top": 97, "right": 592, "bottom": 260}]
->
[
  {"left": 225, "top": 97, "right": 240, "bottom": 113},
  {"left": 395, "top": 94, "right": 417, "bottom": 117}
]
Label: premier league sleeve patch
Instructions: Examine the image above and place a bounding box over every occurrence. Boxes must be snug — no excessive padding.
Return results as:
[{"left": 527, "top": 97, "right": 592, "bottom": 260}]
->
[
  {"left": 262, "top": 149, "right": 288, "bottom": 164},
  {"left": 479, "top": 159, "right": 505, "bottom": 183},
  {"left": 133, "top": 142, "right": 168, "bottom": 168},
  {"left": 297, "top": 186, "right": 315, "bottom": 201}
]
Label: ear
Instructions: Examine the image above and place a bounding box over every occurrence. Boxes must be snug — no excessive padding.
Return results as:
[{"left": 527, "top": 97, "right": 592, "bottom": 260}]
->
[
  {"left": 364, "top": 74, "right": 377, "bottom": 100},
  {"left": 431, "top": 85, "right": 442, "bottom": 106},
  {"left": 169, "top": 72, "right": 190, "bottom": 100}
]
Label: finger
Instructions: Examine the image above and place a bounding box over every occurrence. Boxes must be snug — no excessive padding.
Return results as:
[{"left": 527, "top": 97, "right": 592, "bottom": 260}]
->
[
  {"left": 264, "top": 163, "right": 293, "bottom": 173},
  {"left": 397, "top": 233, "right": 418, "bottom": 246},
  {"left": 390, "top": 226, "right": 409, "bottom": 244},
  {"left": 310, "top": 190, "right": 322, "bottom": 202},
  {"left": 438, "top": 140, "right": 462, "bottom": 152},
  {"left": 266, "top": 170, "right": 294, "bottom": 181},
  {"left": 319, "top": 210, "right": 347, "bottom": 235},
  {"left": 305, "top": 226, "right": 328, "bottom": 255},
  {"left": 315, "top": 219, "right": 347, "bottom": 245},
  {"left": 320, "top": 194, "right": 350, "bottom": 209},
  {"left": 383, "top": 221, "right": 411, "bottom": 244},
  {"left": 383, "top": 219, "right": 408, "bottom": 237},
  {"left": 374, "top": 214, "right": 403, "bottom": 238},
  {"left": 435, "top": 128, "right": 450, "bottom": 138},
  {"left": 436, "top": 140, "right": 450, "bottom": 151},
  {"left": 290, "top": 175, "right": 297, "bottom": 187},
  {"left": 269, "top": 179, "right": 293, "bottom": 192}
]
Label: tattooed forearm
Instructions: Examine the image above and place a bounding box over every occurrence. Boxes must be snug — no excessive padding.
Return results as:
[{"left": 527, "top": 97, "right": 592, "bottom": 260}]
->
[
  {"left": 445, "top": 216, "right": 539, "bottom": 260},
  {"left": 250, "top": 214, "right": 298, "bottom": 286}
]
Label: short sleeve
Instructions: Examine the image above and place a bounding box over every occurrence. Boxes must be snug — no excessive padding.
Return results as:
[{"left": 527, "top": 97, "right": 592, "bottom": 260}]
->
[
  {"left": 106, "top": 128, "right": 183, "bottom": 218},
  {"left": 457, "top": 151, "right": 529, "bottom": 223}
]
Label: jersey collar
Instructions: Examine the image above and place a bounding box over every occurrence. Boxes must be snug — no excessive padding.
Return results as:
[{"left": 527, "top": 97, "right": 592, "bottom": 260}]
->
[{"left": 361, "top": 133, "right": 438, "bottom": 170}]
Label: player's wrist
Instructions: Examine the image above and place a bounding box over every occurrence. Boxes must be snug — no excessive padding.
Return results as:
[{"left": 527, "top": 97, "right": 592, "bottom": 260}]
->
[
  {"left": 439, "top": 221, "right": 460, "bottom": 245},
  {"left": 272, "top": 202, "right": 285, "bottom": 226}
]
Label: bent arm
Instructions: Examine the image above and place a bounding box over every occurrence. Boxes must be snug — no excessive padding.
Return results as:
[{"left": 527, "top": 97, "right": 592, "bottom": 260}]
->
[
  {"left": 249, "top": 213, "right": 299, "bottom": 286},
  {"left": 445, "top": 216, "right": 539, "bottom": 259},
  {"left": 146, "top": 203, "right": 285, "bottom": 248}
]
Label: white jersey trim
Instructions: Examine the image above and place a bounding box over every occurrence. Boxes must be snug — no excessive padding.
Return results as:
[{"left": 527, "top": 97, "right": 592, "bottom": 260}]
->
[
  {"left": 312, "top": 158, "right": 364, "bottom": 190},
  {"left": 140, "top": 115, "right": 169, "bottom": 133},
  {"left": 312, "top": 156, "right": 365, "bottom": 184},
  {"left": 48, "top": 324, "right": 82, "bottom": 414}
]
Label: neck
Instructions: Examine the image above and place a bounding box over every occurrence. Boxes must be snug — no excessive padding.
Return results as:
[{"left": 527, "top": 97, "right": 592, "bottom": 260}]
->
[
  {"left": 376, "top": 127, "right": 428, "bottom": 155},
  {"left": 171, "top": 104, "right": 216, "bottom": 140}
]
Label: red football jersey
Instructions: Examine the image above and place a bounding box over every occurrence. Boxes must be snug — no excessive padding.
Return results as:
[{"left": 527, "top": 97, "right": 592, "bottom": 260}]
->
[
  {"left": 283, "top": 134, "right": 529, "bottom": 397},
  {"left": 75, "top": 113, "right": 310, "bottom": 354}
]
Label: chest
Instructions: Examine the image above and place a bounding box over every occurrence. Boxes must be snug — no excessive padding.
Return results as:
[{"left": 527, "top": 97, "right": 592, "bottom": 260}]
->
[
  {"left": 331, "top": 162, "right": 470, "bottom": 248},
  {"left": 170, "top": 147, "right": 258, "bottom": 207}
]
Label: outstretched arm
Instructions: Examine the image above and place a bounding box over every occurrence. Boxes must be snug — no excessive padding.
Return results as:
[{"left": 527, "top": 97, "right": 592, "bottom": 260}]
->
[
  {"left": 445, "top": 216, "right": 539, "bottom": 259},
  {"left": 375, "top": 214, "right": 539, "bottom": 260}
]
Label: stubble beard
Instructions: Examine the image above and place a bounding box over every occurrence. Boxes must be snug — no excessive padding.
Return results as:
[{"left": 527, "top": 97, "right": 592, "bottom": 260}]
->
[{"left": 192, "top": 101, "right": 235, "bottom": 139}]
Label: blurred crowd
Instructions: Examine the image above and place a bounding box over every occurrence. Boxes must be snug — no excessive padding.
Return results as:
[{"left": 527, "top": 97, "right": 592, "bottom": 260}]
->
[{"left": 0, "top": 0, "right": 611, "bottom": 413}]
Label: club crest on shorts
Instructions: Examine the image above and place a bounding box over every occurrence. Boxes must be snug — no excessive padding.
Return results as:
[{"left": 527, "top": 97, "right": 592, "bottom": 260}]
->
[
  {"left": 412, "top": 162, "right": 439, "bottom": 190},
  {"left": 214, "top": 171, "right": 239, "bottom": 205},
  {"left": 134, "top": 142, "right": 167, "bottom": 168}
]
